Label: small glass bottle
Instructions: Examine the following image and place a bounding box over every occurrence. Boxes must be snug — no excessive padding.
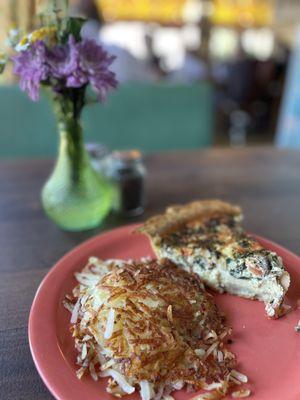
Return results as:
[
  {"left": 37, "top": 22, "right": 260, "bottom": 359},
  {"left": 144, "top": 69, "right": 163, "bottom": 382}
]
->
[
  {"left": 85, "top": 142, "right": 110, "bottom": 174},
  {"left": 106, "top": 150, "right": 146, "bottom": 217}
]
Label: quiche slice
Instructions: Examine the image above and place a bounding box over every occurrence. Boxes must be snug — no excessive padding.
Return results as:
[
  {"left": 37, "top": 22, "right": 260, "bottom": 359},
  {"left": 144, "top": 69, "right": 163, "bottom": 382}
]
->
[{"left": 138, "top": 200, "right": 290, "bottom": 318}]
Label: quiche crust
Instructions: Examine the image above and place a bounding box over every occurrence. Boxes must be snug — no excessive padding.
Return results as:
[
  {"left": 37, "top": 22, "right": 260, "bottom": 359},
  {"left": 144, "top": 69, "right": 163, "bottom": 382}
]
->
[{"left": 139, "top": 200, "right": 242, "bottom": 236}]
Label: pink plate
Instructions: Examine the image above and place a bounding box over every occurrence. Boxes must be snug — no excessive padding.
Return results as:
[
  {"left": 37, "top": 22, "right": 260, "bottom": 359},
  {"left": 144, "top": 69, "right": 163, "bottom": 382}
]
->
[{"left": 29, "top": 224, "right": 300, "bottom": 400}]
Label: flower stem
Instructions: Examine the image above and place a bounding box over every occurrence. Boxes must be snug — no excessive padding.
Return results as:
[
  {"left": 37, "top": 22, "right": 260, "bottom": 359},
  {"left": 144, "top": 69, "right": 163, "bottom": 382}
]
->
[{"left": 52, "top": 92, "right": 85, "bottom": 184}]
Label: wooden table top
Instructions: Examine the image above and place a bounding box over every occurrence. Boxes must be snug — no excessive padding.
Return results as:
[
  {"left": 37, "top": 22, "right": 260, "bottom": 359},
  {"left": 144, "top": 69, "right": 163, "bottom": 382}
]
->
[{"left": 1, "top": 146, "right": 300, "bottom": 399}]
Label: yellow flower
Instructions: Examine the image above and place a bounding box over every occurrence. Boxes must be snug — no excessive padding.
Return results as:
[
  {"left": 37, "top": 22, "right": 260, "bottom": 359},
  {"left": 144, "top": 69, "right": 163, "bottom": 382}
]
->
[
  {"left": 16, "top": 26, "right": 57, "bottom": 52},
  {"left": 30, "top": 26, "right": 57, "bottom": 43}
]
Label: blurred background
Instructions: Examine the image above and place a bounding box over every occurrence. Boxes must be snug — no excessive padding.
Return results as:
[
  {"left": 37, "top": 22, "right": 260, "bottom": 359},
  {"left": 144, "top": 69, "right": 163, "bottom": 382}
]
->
[{"left": 1, "top": 0, "right": 300, "bottom": 157}]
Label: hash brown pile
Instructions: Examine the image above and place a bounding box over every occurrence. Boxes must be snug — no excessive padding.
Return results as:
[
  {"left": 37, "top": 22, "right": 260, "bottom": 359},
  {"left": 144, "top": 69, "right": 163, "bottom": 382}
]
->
[{"left": 65, "top": 257, "right": 246, "bottom": 400}]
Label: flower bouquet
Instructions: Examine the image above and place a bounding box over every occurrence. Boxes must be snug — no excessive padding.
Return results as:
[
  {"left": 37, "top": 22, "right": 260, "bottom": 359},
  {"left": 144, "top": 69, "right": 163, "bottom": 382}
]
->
[{"left": 1, "top": 2, "right": 118, "bottom": 231}]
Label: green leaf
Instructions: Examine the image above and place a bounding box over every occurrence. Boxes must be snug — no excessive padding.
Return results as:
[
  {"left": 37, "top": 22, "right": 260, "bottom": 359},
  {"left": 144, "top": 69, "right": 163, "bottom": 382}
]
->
[
  {"left": 59, "top": 16, "right": 86, "bottom": 43},
  {"left": 0, "top": 53, "right": 7, "bottom": 75}
]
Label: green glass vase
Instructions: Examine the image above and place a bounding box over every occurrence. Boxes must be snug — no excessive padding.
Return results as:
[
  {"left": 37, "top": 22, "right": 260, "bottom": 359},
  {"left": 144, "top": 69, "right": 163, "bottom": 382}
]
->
[{"left": 41, "top": 99, "right": 112, "bottom": 231}]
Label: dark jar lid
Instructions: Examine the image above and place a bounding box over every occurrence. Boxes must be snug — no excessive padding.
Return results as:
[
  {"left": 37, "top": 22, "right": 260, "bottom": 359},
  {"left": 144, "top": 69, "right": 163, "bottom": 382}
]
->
[{"left": 110, "top": 150, "right": 143, "bottom": 167}]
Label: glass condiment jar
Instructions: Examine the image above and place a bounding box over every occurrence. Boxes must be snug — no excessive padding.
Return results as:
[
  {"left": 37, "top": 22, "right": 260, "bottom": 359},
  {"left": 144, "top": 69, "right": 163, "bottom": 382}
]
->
[{"left": 106, "top": 150, "right": 146, "bottom": 217}]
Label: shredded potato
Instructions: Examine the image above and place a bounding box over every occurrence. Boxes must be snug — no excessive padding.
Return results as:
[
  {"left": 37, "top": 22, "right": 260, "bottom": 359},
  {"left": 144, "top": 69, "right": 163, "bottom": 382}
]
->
[{"left": 65, "top": 257, "right": 245, "bottom": 399}]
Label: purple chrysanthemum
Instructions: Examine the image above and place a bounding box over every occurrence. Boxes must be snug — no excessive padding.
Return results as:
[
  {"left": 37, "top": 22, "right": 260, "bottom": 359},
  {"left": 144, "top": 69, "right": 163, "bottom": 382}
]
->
[
  {"left": 46, "top": 36, "right": 78, "bottom": 79},
  {"left": 76, "top": 38, "right": 117, "bottom": 100},
  {"left": 12, "top": 41, "right": 49, "bottom": 101},
  {"left": 47, "top": 36, "right": 117, "bottom": 98},
  {"left": 46, "top": 36, "right": 88, "bottom": 88},
  {"left": 12, "top": 35, "right": 117, "bottom": 102}
]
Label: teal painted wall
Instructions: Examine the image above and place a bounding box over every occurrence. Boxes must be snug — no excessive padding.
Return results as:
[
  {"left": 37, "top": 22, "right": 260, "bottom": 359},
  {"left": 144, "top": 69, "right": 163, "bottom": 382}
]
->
[{"left": 0, "top": 82, "right": 213, "bottom": 158}]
